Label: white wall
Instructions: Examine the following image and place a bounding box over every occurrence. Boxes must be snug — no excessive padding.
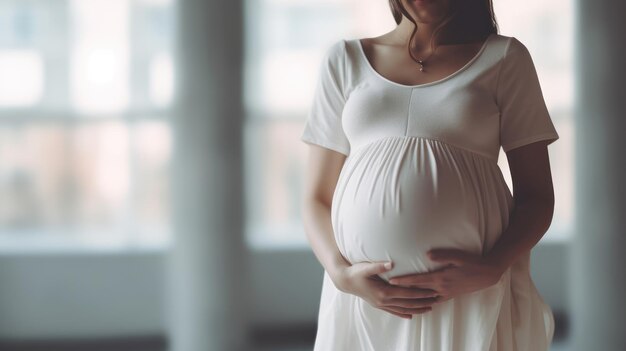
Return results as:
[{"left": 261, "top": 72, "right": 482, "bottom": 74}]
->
[{"left": 0, "top": 251, "right": 166, "bottom": 339}]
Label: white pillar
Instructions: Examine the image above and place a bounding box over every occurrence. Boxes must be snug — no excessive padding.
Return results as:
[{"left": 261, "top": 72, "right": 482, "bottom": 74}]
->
[
  {"left": 571, "top": 0, "right": 626, "bottom": 349},
  {"left": 166, "top": 0, "right": 249, "bottom": 350}
]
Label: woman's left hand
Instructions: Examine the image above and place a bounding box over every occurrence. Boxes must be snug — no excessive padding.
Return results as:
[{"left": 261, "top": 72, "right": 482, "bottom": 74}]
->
[{"left": 387, "top": 249, "right": 506, "bottom": 304}]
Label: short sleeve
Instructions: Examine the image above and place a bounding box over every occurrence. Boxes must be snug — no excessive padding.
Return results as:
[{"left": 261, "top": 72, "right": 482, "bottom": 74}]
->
[
  {"left": 496, "top": 37, "right": 560, "bottom": 153},
  {"left": 300, "top": 40, "right": 351, "bottom": 156}
]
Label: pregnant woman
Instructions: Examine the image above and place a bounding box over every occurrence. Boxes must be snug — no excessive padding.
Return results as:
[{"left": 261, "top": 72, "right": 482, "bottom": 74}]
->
[{"left": 300, "top": 0, "right": 559, "bottom": 350}]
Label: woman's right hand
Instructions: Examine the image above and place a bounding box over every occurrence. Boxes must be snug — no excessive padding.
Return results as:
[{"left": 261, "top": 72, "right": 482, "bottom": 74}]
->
[{"left": 331, "top": 261, "right": 439, "bottom": 319}]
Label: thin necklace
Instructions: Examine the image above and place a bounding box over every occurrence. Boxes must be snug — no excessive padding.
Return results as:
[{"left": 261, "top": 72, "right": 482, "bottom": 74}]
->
[
  {"left": 416, "top": 56, "right": 432, "bottom": 73},
  {"left": 413, "top": 39, "right": 435, "bottom": 73}
]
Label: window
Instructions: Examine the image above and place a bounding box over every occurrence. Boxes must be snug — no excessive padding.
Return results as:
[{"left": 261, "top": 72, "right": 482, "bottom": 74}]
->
[
  {"left": 0, "top": 0, "right": 175, "bottom": 249},
  {"left": 245, "top": 0, "right": 574, "bottom": 248}
]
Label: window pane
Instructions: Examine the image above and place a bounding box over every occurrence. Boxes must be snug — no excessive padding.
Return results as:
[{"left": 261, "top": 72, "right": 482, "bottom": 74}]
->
[
  {"left": 70, "top": 0, "right": 130, "bottom": 114},
  {"left": 0, "top": 0, "right": 58, "bottom": 108},
  {"left": 245, "top": 118, "right": 308, "bottom": 247},
  {"left": 131, "top": 0, "right": 175, "bottom": 110},
  {"left": 148, "top": 53, "right": 174, "bottom": 107},
  {"left": 0, "top": 122, "right": 130, "bottom": 236},
  {"left": 0, "top": 50, "right": 44, "bottom": 106},
  {"left": 132, "top": 119, "right": 171, "bottom": 244}
]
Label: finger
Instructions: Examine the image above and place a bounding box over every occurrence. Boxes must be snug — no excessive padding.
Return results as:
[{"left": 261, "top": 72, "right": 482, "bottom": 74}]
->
[
  {"left": 388, "top": 273, "right": 438, "bottom": 287},
  {"left": 361, "top": 261, "right": 394, "bottom": 278},
  {"left": 383, "top": 285, "right": 439, "bottom": 299},
  {"left": 383, "top": 297, "right": 439, "bottom": 309}
]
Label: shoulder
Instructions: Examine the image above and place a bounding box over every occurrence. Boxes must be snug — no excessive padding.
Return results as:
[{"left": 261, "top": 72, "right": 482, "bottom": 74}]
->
[
  {"left": 487, "top": 34, "right": 538, "bottom": 82},
  {"left": 317, "top": 39, "right": 351, "bottom": 81},
  {"left": 322, "top": 39, "right": 348, "bottom": 63},
  {"left": 496, "top": 34, "right": 534, "bottom": 62}
]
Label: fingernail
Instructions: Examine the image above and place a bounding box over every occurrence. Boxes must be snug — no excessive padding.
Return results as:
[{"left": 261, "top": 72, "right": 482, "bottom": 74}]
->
[
  {"left": 389, "top": 279, "right": 397, "bottom": 285},
  {"left": 384, "top": 261, "right": 393, "bottom": 269}
]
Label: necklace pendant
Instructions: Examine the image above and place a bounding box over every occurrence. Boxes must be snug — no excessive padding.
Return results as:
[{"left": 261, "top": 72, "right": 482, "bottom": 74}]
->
[{"left": 417, "top": 59, "right": 425, "bottom": 72}]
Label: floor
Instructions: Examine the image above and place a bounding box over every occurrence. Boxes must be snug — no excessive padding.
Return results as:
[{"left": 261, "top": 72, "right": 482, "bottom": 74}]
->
[
  {"left": 256, "top": 338, "right": 572, "bottom": 351},
  {"left": 0, "top": 331, "right": 572, "bottom": 351},
  {"left": 256, "top": 341, "right": 571, "bottom": 351}
]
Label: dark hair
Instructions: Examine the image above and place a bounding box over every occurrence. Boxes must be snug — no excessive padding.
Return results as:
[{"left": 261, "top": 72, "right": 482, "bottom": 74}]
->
[{"left": 388, "top": 0, "right": 499, "bottom": 62}]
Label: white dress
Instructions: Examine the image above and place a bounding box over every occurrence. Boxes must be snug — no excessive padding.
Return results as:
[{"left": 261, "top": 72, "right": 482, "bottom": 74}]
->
[{"left": 300, "top": 33, "right": 559, "bottom": 351}]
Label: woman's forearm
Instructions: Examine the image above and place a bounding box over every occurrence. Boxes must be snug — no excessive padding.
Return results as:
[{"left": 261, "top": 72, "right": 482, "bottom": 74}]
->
[
  {"left": 301, "top": 197, "right": 351, "bottom": 282},
  {"left": 484, "top": 198, "right": 555, "bottom": 274}
]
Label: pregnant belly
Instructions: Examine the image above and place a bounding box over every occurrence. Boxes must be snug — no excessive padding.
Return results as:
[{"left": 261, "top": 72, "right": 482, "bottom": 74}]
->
[{"left": 331, "top": 137, "right": 485, "bottom": 282}]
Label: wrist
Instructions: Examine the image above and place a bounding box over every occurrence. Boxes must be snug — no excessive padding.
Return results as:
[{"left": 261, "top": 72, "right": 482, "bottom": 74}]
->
[{"left": 327, "top": 256, "right": 351, "bottom": 290}]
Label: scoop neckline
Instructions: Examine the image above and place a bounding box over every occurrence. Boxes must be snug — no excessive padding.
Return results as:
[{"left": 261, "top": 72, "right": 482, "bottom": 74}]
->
[{"left": 354, "top": 33, "right": 494, "bottom": 89}]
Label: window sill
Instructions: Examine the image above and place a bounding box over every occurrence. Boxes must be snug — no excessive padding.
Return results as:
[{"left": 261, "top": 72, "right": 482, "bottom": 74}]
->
[{"left": 0, "top": 229, "right": 171, "bottom": 255}]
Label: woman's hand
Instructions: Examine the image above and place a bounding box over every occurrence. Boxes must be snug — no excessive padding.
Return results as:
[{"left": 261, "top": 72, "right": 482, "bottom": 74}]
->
[
  {"left": 332, "top": 261, "right": 440, "bottom": 320},
  {"left": 387, "top": 249, "right": 506, "bottom": 304}
]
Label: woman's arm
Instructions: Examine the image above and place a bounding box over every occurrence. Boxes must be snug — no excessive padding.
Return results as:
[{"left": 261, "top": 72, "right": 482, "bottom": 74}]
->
[
  {"left": 483, "top": 139, "right": 556, "bottom": 273},
  {"left": 301, "top": 145, "right": 352, "bottom": 282}
]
